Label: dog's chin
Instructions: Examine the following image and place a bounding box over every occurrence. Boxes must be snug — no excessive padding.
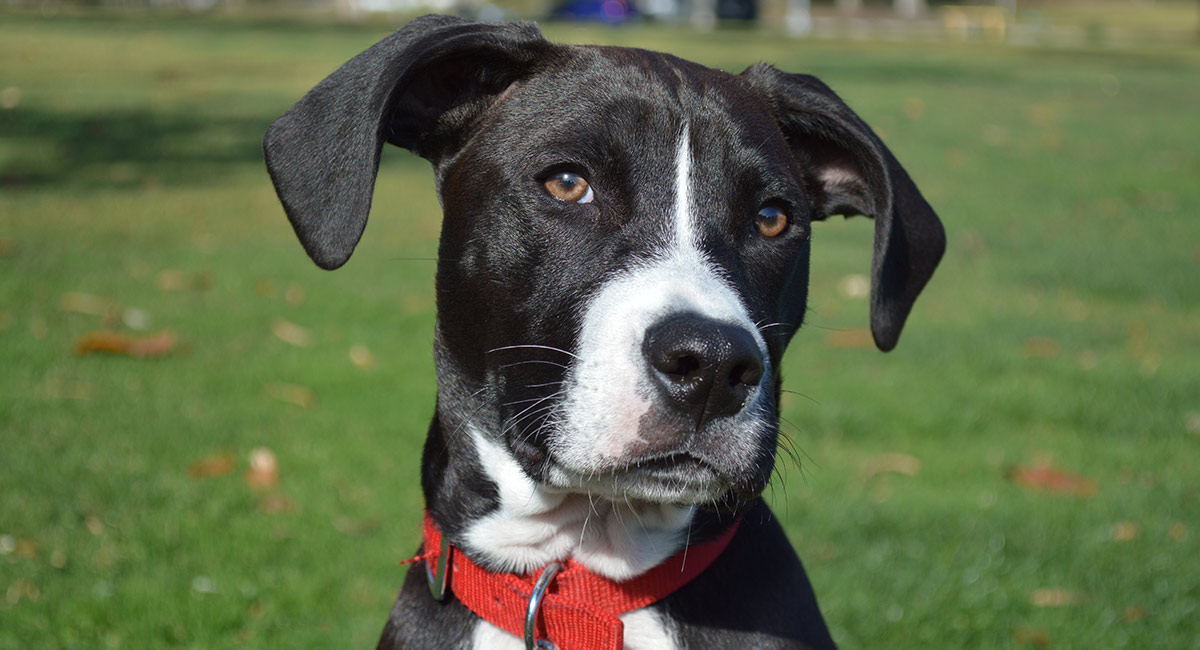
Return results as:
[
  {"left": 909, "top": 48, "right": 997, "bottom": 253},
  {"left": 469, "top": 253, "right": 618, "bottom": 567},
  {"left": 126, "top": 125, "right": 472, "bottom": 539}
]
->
[{"left": 540, "top": 453, "right": 751, "bottom": 506}]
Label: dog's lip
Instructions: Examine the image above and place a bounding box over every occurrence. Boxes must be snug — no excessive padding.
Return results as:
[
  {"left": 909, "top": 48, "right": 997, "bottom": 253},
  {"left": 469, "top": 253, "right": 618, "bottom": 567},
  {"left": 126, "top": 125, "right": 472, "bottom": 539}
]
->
[{"left": 545, "top": 452, "right": 732, "bottom": 504}]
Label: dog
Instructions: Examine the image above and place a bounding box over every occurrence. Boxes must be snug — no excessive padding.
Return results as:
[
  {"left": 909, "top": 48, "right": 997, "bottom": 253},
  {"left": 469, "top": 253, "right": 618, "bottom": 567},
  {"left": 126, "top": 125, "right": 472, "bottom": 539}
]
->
[{"left": 264, "top": 14, "right": 944, "bottom": 650}]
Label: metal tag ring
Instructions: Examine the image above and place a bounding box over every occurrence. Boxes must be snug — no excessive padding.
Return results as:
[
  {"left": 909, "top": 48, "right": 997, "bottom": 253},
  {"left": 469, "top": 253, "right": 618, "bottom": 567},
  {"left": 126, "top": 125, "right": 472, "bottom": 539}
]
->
[{"left": 524, "top": 561, "right": 562, "bottom": 650}]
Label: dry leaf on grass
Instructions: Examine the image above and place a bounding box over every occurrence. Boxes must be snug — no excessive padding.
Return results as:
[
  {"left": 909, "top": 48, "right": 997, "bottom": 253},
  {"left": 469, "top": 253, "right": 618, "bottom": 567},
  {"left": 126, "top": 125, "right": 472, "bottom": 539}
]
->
[
  {"left": 258, "top": 493, "right": 294, "bottom": 515},
  {"left": 265, "top": 382, "right": 314, "bottom": 408},
  {"left": 157, "top": 269, "right": 212, "bottom": 292},
  {"left": 1022, "top": 337, "right": 1060, "bottom": 359},
  {"left": 1110, "top": 521, "right": 1140, "bottom": 542},
  {"left": 1013, "top": 627, "right": 1050, "bottom": 646},
  {"left": 860, "top": 453, "right": 921, "bottom": 480},
  {"left": 271, "top": 318, "right": 313, "bottom": 347},
  {"left": 1123, "top": 605, "right": 1145, "bottom": 623},
  {"left": 73, "top": 329, "right": 178, "bottom": 358},
  {"left": 188, "top": 453, "right": 235, "bottom": 479},
  {"left": 1030, "top": 588, "right": 1085, "bottom": 607},
  {"left": 1008, "top": 463, "right": 1097, "bottom": 497},
  {"left": 59, "top": 292, "right": 120, "bottom": 318},
  {"left": 244, "top": 447, "right": 278, "bottom": 490},
  {"left": 349, "top": 344, "right": 376, "bottom": 370},
  {"left": 825, "top": 328, "right": 874, "bottom": 350}
]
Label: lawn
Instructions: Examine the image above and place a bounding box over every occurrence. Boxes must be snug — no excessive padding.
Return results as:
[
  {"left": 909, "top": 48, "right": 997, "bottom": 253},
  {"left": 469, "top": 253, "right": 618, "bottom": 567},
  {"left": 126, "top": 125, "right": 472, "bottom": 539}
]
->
[{"left": 1, "top": 9, "right": 1198, "bottom": 649}]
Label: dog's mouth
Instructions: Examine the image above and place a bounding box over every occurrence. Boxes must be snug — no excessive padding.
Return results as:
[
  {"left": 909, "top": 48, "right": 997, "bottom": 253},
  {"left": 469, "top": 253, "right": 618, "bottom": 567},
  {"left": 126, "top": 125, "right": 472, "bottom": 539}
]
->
[{"left": 540, "top": 451, "right": 755, "bottom": 505}]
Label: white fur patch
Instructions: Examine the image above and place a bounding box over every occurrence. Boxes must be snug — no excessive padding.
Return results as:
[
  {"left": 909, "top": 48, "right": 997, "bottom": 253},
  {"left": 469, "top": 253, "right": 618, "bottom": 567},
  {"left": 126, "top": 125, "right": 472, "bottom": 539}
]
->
[{"left": 463, "top": 427, "right": 695, "bottom": 580}]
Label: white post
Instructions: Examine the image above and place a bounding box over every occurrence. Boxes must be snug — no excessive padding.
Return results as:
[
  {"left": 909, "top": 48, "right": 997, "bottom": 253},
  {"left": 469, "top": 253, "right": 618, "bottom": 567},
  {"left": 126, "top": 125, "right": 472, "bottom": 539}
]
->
[
  {"left": 786, "top": 0, "right": 812, "bottom": 36},
  {"left": 894, "top": 0, "right": 925, "bottom": 19}
]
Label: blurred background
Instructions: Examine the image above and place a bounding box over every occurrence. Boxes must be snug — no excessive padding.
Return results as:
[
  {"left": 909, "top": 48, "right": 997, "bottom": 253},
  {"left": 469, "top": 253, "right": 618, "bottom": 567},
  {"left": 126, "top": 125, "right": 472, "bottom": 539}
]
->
[{"left": 1, "top": 0, "right": 1198, "bottom": 647}]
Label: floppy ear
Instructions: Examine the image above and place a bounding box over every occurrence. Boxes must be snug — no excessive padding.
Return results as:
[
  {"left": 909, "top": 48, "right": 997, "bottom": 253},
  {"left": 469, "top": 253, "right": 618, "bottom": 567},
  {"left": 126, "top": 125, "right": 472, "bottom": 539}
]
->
[
  {"left": 741, "top": 63, "right": 945, "bottom": 351},
  {"left": 263, "top": 15, "right": 554, "bottom": 270}
]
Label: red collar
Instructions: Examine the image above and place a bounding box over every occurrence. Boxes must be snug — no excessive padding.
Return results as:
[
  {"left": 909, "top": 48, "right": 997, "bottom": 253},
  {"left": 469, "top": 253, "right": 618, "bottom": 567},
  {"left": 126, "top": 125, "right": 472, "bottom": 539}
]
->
[{"left": 419, "top": 513, "right": 739, "bottom": 650}]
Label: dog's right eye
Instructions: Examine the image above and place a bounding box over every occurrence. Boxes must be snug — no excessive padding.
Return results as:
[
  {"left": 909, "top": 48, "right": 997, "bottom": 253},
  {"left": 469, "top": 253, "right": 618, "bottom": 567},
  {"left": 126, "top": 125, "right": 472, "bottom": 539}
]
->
[{"left": 543, "top": 172, "right": 594, "bottom": 204}]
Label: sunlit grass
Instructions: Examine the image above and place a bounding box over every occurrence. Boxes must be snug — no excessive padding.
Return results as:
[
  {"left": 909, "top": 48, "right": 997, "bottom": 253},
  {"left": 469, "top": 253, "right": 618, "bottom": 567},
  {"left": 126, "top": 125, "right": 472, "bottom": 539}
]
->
[{"left": 1, "top": 10, "right": 1197, "bottom": 648}]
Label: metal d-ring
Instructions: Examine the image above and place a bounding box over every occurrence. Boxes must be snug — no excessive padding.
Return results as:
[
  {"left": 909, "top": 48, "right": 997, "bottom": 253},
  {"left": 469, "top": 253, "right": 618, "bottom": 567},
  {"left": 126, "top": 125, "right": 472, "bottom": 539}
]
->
[
  {"left": 524, "top": 561, "right": 562, "bottom": 650},
  {"left": 424, "top": 533, "right": 452, "bottom": 601}
]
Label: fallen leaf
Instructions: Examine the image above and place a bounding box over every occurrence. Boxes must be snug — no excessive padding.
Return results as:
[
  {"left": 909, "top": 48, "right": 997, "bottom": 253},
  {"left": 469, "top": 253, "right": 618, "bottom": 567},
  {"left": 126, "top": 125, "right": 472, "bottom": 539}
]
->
[
  {"left": 85, "top": 515, "right": 105, "bottom": 536},
  {"left": 271, "top": 318, "right": 313, "bottom": 347},
  {"left": 284, "top": 283, "right": 306, "bottom": 305},
  {"left": 1022, "top": 337, "right": 1060, "bottom": 359},
  {"left": 1013, "top": 626, "right": 1050, "bottom": 646},
  {"left": 156, "top": 269, "right": 212, "bottom": 292},
  {"left": 1169, "top": 521, "right": 1188, "bottom": 542},
  {"left": 244, "top": 447, "right": 278, "bottom": 490},
  {"left": 825, "top": 328, "right": 874, "bottom": 350},
  {"left": 16, "top": 538, "right": 37, "bottom": 558},
  {"left": 1185, "top": 412, "right": 1200, "bottom": 435},
  {"left": 258, "top": 493, "right": 294, "bottom": 515},
  {"left": 1122, "top": 605, "right": 1144, "bottom": 623},
  {"left": 188, "top": 453, "right": 235, "bottom": 479},
  {"left": 265, "top": 382, "right": 314, "bottom": 408},
  {"left": 73, "top": 329, "right": 178, "bottom": 358},
  {"left": 860, "top": 453, "right": 921, "bottom": 480},
  {"left": 1110, "top": 521, "right": 1140, "bottom": 542},
  {"left": 50, "top": 550, "right": 67, "bottom": 569},
  {"left": 837, "top": 274, "right": 869, "bottom": 299},
  {"left": 59, "top": 292, "right": 119, "bottom": 318},
  {"left": 1030, "top": 588, "right": 1084, "bottom": 607},
  {"left": 349, "top": 344, "right": 376, "bottom": 370},
  {"left": 255, "top": 277, "right": 276, "bottom": 297},
  {"left": 1008, "top": 463, "right": 1097, "bottom": 497}
]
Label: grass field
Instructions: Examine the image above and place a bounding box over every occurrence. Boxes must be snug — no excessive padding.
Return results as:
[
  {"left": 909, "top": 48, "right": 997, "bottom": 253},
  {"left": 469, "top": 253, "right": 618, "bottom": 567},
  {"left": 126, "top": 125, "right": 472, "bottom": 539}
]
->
[{"left": 2, "top": 9, "right": 1198, "bottom": 649}]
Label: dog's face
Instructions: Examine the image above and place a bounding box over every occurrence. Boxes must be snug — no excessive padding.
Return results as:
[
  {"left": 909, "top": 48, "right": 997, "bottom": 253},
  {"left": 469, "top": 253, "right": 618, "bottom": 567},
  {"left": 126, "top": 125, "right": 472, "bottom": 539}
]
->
[
  {"left": 433, "top": 50, "right": 814, "bottom": 505},
  {"left": 265, "top": 16, "right": 943, "bottom": 515}
]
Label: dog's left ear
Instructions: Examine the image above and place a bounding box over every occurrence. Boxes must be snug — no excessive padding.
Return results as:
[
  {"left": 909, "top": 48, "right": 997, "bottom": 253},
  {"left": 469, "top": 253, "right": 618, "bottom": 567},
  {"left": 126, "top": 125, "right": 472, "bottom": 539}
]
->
[
  {"left": 263, "top": 15, "right": 554, "bottom": 270},
  {"left": 742, "top": 64, "right": 945, "bottom": 351}
]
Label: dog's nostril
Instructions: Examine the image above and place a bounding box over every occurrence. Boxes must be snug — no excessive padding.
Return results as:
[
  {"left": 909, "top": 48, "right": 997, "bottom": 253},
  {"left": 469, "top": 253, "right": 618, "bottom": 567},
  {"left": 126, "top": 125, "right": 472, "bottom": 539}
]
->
[
  {"left": 730, "top": 360, "right": 763, "bottom": 388},
  {"left": 659, "top": 352, "right": 702, "bottom": 380}
]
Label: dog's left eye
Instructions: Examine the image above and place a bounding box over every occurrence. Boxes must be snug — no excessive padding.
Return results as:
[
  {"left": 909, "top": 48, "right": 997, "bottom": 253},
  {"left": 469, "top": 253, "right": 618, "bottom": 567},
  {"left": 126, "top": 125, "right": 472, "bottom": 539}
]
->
[
  {"left": 543, "top": 172, "right": 594, "bottom": 204},
  {"left": 755, "top": 205, "right": 788, "bottom": 238}
]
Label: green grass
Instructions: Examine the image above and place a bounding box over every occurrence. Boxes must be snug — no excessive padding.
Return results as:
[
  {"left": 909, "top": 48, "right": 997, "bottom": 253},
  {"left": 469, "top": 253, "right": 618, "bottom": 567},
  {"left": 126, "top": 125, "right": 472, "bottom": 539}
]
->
[{"left": 2, "top": 10, "right": 1198, "bottom": 649}]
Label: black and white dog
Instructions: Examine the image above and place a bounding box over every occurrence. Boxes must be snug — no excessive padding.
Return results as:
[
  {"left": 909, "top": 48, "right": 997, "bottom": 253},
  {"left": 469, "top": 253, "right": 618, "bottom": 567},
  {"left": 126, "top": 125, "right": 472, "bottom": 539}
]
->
[{"left": 264, "top": 15, "right": 943, "bottom": 650}]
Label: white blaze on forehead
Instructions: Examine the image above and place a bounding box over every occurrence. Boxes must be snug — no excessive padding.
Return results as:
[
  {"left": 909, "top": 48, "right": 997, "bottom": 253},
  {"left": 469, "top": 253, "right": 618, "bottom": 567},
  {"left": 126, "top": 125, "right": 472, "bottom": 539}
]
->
[{"left": 674, "top": 123, "right": 695, "bottom": 251}]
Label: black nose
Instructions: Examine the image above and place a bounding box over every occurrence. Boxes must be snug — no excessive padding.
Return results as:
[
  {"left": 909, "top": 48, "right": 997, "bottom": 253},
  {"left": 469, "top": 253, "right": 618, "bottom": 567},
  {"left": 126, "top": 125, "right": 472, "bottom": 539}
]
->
[{"left": 643, "top": 314, "right": 764, "bottom": 428}]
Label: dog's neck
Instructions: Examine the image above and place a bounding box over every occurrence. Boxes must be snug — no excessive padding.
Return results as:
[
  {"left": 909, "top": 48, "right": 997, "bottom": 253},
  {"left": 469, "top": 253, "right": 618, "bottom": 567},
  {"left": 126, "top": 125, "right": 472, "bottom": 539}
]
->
[{"left": 422, "top": 407, "right": 703, "bottom": 581}]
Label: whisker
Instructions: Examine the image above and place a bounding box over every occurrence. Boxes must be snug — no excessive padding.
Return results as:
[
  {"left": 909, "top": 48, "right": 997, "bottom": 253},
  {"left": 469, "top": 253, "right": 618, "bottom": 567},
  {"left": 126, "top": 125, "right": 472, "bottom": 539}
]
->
[
  {"left": 497, "top": 359, "right": 570, "bottom": 371},
  {"left": 487, "top": 344, "right": 581, "bottom": 360},
  {"left": 778, "top": 389, "right": 819, "bottom": 405}
]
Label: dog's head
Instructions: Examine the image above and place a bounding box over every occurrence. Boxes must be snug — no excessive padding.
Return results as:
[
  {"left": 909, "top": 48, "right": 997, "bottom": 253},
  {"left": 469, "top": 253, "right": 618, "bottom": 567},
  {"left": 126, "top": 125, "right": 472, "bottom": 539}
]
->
[{"left": 265, "top": 16, "right": 943, "bottom": 513}]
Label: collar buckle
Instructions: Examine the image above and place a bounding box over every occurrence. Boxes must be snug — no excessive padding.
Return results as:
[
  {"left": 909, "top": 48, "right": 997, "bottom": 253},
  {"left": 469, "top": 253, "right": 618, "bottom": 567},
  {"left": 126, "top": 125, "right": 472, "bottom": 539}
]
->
[{"left": 425, "top": 531, "right": 452, "bottom": 601}]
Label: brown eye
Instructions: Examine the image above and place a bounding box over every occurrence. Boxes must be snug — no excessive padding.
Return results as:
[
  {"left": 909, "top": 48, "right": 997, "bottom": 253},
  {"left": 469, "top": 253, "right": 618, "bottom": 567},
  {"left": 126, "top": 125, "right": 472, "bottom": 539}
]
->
[
  {"left": 543, "top": 172, "right": 594, "bottom": 203},
  {"left": 755, "top": 205, "right": 788, "bottom": 238}
]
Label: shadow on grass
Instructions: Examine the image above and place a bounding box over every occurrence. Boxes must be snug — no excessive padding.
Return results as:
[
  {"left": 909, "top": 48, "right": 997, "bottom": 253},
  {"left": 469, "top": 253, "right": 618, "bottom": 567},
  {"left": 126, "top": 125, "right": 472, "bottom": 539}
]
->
[
  {"left": 0, "top": 105, "right": 275, "bottom": 190},
  {"left": 0, "top": 103, "right": 432, "bottom": 191}
]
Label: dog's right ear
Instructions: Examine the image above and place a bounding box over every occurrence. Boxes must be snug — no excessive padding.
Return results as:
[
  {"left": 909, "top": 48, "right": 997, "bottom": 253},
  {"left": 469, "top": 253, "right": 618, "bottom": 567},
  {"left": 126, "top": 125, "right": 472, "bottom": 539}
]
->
[{"left": 263, "top": 15, "right": 553, "bottom": 270}]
